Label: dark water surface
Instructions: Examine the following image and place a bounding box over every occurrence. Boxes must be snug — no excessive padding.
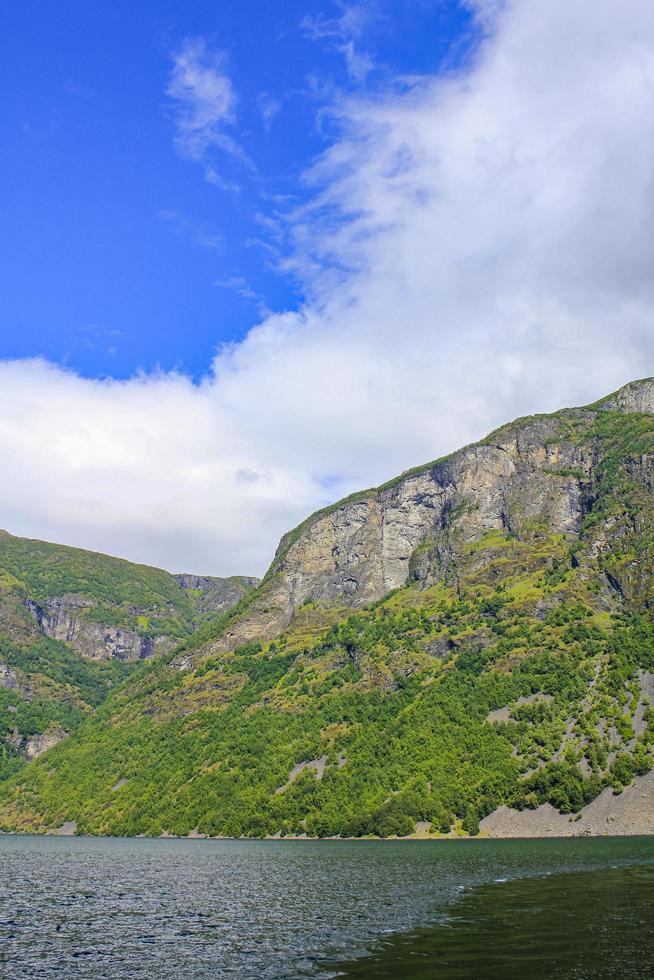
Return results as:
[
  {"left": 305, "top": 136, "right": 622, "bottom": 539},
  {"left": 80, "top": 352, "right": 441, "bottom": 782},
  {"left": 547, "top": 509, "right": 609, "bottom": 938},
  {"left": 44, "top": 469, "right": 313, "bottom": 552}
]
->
[
  {"left": 332, "top": 863, "right": 654, "bottom": 979},
  {"left": 1, "top": 835, "right": 653, "bottom": 978}
]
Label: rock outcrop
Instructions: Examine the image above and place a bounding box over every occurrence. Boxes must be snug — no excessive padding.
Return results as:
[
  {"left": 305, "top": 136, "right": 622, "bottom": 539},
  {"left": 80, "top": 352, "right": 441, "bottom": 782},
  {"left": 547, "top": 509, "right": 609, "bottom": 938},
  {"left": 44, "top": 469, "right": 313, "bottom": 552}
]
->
[
  {"left": 0, "top": 662, "right": 33, "bottom": 701},
  {"left": 174, "top": 573, "right": 260, "bottom": 618},
  {"left": 211, "top": 379, "right": 653, "bottom": 653},
  {"left": 599, "top": 377, "right": 654, "bottom": 414},
  {"left": 21, "top": 574, "right": 261, "bottom": 662},
  {"left": 0, "top": 531, "right": 259, "bottom": 663},
  {"left": 5, "top": 726, "right": 69, "bottom": 761},
  {"left": 24, "top": 596, "right": 175, "bottom": 663}
]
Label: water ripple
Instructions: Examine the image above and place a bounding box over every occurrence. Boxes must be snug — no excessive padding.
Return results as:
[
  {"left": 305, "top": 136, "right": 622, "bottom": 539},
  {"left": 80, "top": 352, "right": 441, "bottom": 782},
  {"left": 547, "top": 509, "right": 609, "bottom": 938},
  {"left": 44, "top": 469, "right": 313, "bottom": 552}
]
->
[{"left": 1, "top": 834, "right": 653, "bottom": 978}]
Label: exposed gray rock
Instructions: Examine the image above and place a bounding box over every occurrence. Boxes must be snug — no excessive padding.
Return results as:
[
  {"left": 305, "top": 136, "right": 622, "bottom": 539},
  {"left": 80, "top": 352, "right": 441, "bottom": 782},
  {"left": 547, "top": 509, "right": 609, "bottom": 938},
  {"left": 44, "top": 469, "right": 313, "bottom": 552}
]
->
[
  {"left": 275, "top": 756, "right": 328, "bottom": 794},
  {"left": 485, "top": 693, "right": 553, "bottom": 725},
  {"left": 481, "top": 769, "right": 654, "bottom": 837},
  {"left": 5, "top": 726, "right": 68, "bottom": 760},
  {"left": 209, "top": 378, "right": 654, "bottom": 657},
  {"left": 632, "top": 670, "right": 654, "bottom": 737},
  {"left": 25, "top": 728, "right": 68, "bottom": 760},
  {"left": 47, "top": 820, "right": 77, "bottom": 836},
  {"left": 212, "top": 415, "right": 596, "bottom": 651},
  {"left": 600, "top": 377, "right": 654, "bottom": 415},
  {"left": 174, "top": 573, "right": 222, "bottom": 591},
  {"left": 209, "top": 379, "right": 654, "bottom": 656},
  {"left": 24, "top": 596, "right": 175, "bottom": 662},
  {"left": 426, "top": 637, "right": 455, "bottom": 659},
  {"left": 0, "top": 662, "right": 21, "bottom": 693},
  {"left": 0, "top": 662, "right": 33, "bottom": 701},
  {"left": 174, "top": 573, "right": 260, "bottom": 618}
]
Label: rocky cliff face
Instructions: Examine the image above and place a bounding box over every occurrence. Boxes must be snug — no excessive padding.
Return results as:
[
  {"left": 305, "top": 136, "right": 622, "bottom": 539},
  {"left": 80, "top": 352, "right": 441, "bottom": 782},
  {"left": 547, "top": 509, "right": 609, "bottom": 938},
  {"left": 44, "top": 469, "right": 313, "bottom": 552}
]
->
[
  {"left": 174, "top": 574, "right": 260, "bottom": 618},
  {"left": 24, "top": 596, "right": 175, "bottom": 662},
  {"left": 600, "top": 377, "right": 654, "bottom": 414},
  {"left": 22, "top": 573, "right": 261, "bottom": 662},
  {"left": 0, "top": 531, "right": 259, "bottom": 663},
  {"left": 6, "top": 726, "right": 68, "bottom": 760},
  {"left": 211, "top": 379, "right": 653, "bottom": 653}
]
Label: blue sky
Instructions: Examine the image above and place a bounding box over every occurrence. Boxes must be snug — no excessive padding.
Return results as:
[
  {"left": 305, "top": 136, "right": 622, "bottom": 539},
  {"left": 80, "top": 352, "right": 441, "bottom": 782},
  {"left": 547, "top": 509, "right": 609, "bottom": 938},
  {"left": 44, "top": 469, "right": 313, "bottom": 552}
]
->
[
  {"left": 4, "top": 0, "right": 475, "bottom": 379},
  {"left": 2, "top": 1, "right": 654, "bottom": 575}
]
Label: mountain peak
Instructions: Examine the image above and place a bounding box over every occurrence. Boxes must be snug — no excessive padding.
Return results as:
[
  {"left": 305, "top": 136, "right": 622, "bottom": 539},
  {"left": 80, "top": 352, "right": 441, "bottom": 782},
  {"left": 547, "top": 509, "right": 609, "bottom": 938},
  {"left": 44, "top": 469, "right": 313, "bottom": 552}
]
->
[{"left": 594, "top": 377, "right": 654, "bottom": 414}]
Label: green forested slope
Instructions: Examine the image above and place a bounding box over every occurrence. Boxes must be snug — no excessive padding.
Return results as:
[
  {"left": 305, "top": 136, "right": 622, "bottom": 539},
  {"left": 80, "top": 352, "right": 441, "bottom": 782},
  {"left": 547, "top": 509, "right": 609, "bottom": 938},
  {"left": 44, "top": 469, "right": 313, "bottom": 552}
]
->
[
  {"left": 0, "top": 531, "right": 197, "bottom": 637},
  {"left": 0, "top": 586, "right": 131, "bottom": 780},
  {"left": 0, "top": 533, "right": 257, "bottom": 779},
  {"left": 1, "top": 390, "right": 654, "bottom": 837}
]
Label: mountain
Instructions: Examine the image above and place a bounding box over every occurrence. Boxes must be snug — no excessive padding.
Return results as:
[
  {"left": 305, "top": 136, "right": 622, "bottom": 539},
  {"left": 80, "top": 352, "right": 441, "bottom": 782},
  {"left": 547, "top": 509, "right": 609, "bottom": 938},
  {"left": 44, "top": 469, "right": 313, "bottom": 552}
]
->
[
  {"left": 0, "top": 379, "right": 653, "bottom": 838},
  {"left": 0, "top": 531, "right": 258, "bottom": 777}
]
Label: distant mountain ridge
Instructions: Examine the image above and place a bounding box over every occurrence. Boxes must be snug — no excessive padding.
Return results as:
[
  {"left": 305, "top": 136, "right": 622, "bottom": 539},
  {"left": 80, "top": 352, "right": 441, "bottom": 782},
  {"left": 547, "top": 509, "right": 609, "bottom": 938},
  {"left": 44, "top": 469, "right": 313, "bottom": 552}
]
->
[
  {"left": 0, "top": 530, "right": 258, "bottom": 776},
  {"left": 0, "top": 529, "right": 259, "bottom": 662},
  {"left": 1, "top": 378, "right": 654, "bottom": 839}
]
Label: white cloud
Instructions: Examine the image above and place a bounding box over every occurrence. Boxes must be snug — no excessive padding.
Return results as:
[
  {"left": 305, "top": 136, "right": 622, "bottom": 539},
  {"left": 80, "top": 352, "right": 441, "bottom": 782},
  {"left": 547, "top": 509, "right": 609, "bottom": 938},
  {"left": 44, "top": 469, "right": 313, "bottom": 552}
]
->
[
  {"left": 301, "top": 2, "right": 376, "bottom": 82},
  {"left": 0, "top": 360, "right": 313, "bottom": 575},
  {"left": 258, "top": 93, "right": 282, "bottom": 130},
  {"left": 3, "top": 0, "right": 654, "bottom": 575},
  {"left": 167, "top": 37, "right": 250, "bottom": 182}
]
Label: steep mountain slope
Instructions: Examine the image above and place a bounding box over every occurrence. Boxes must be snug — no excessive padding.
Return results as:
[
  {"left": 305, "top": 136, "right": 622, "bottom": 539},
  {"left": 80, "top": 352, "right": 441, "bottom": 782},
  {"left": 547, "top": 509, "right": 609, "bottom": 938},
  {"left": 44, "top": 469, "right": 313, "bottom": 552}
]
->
[
  {"left": 173, "top": 573, "right": 260, "bottom": 620},
  {"left": 1, "top": 379, "right": 653, "bottom": 838},
  {"left": 0, "top": 586, "right": 132, "bottom": 781},
  {"left": 204, "top": 378, "right": 654, "bottom": 652},
  {"left": 0, "top": 533, "right": 258, "bottom": 777},
  {"left": 0, "top": 531, "right": 259, "bottom": 662}
]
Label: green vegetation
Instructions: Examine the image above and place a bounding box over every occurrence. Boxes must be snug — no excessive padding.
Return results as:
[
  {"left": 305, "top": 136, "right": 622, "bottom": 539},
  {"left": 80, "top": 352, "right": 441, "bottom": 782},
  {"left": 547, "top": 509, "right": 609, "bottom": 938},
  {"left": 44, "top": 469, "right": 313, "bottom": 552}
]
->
[
  {"left": 1, "top": 388, "right": 653, "bottom": 838},
  {"left": 0, "top": 530, "right": 187, "bottom": 609},
  {"left": 0, "top": 530, "right": 196, "bottom": 637},
  {"left": 0, "top": 533, "right": 259, "bottom": 781},
  {"left": 0, "top": 635, "right": 131, "bottom": 780},
  {"left": 2, "top": 518, "right": 653, "bottom": 838},
  {"left": 0, "top": 533, "right": 259, "bottom": 638}
]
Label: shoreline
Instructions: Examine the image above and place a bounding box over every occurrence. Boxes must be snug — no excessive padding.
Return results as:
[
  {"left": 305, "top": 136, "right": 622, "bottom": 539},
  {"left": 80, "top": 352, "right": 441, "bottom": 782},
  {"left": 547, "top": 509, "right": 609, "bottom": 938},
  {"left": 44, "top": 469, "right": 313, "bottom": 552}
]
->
[
  {"left": 2, "top": 828, "right": 654, "bottom": 843},
  {"left": 3, "top": 768, "right": 654, "bottom": 843}
]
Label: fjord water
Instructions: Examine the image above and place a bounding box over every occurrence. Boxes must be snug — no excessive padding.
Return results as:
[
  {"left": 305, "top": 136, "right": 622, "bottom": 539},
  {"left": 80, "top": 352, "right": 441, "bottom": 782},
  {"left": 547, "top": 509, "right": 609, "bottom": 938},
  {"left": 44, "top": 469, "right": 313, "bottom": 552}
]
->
[
  {"left": 334, "top": 863, "right": 654, "bottom": 979},
  {"left": 1, "top": 836, "right": 653, "bottom": 979}
]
